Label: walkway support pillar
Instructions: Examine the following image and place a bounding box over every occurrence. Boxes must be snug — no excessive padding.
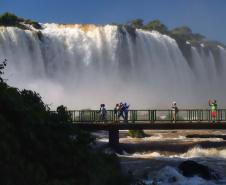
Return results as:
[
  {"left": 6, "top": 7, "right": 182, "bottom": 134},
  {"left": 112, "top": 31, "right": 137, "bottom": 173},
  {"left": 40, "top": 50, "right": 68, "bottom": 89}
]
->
[{"left": 109, "top": 129, "right": 119, "bottom": 148}]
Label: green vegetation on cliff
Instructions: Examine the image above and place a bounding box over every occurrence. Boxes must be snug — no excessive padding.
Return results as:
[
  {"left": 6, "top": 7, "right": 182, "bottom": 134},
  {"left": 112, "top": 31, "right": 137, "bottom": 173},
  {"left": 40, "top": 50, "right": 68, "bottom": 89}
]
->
[
  {"left": 126, "top": 19, "right": 144, "bottom": 29},
  {"left": 0, "top": 12, "right": 41, "bottom": 29},
  {"left": 171, "top": 26, "right": 205, "bottom": 41},
  {"left": 0, "top": 12, "right": 224, "bottom": 50},
  {"left": 144, "top": 19, "right": 168, "bottom": 34},
  {"left": 124, "top": 18, "right": 225, "bottom": 64},
  {"left": 0, "top": 61, "right": 131, "bottom": 185},
  {"left": 125, "top": 18, "right": 225, "bottom": 48}
]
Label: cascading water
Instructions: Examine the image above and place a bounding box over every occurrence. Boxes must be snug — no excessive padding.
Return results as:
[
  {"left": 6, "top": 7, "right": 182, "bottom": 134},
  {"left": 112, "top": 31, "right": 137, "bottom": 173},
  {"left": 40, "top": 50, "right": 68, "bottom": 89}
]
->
[
  {"left": 1, "top": 24, "right": 226, "bottom": 185},
  {"left": 0, "top": 24, "right": 226, "bottom": 109}
]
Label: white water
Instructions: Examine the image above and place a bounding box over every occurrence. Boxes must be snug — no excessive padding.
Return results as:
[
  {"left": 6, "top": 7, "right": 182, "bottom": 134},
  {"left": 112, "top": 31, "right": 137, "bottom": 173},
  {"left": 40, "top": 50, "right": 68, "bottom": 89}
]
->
[
  {"left": 120, "top": 147, "right": 226, "bottom": 185},
  {"left": 0, "top": 24, "right": 226, "bottom": 109},
  {"left": 144, "top": 165, "right": 220, "bottom": 185},
  {"left": 121, "top": 146, "right": 226, "bottom": 159},
  {"left": 94, "top": 130, "right": 226, "bottom": 184},
  {"left": 118, "top": 132, "right": 226, "bottom": 185}
]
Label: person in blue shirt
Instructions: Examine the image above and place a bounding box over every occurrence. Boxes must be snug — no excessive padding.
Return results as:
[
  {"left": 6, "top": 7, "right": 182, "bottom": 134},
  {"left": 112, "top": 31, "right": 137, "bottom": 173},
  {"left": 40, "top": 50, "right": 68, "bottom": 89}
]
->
[{"left": 123, "top": 103, "right": 130, "bottom": 122}]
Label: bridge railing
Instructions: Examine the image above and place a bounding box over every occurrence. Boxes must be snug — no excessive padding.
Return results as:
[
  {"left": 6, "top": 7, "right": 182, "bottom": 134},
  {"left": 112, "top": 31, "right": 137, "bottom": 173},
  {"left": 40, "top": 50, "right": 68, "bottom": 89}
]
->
[{"left": 61, "top": 109, "right": 226, "bottom": 123}]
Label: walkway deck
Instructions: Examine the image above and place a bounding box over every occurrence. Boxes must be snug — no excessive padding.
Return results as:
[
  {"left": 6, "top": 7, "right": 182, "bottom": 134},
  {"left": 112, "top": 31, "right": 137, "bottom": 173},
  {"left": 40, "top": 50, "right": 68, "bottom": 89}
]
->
[{"left": 73, "top": 122, "right": 226, "bottom": 130}]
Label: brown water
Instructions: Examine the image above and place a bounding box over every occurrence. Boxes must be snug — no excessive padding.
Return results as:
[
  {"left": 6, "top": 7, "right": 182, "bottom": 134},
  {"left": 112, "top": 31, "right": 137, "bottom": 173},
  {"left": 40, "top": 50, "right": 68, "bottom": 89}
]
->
[{"left": 96, "top": 130, "right": 226, "bottom": 185}]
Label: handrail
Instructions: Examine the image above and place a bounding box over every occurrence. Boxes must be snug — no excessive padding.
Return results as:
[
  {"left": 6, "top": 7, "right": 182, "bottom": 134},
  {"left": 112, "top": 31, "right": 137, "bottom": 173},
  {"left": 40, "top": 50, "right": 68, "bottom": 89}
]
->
[{"left": 51, "top": 109, "right": 226, "bottom": 123}]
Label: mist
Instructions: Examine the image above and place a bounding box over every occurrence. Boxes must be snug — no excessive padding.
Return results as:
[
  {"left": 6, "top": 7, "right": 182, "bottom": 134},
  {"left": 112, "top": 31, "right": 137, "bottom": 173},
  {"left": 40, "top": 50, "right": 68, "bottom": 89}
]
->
[{"left": 0, "top": 24, "right": 226, "bottom": 109}]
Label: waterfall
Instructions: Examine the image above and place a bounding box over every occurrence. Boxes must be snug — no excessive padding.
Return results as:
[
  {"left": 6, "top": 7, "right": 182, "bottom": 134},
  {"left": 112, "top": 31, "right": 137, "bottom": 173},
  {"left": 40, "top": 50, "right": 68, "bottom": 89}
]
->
[{"left": 0, "top": 24, "right": 226, "bottom": 109}]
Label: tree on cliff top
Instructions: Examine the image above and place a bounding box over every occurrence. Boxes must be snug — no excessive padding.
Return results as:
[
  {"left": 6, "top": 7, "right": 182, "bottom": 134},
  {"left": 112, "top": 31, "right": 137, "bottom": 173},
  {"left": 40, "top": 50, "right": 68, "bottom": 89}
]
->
[
  {"left": 171, "top": 26, "right": 205, "bottom": 42},
  {"left": 0, "top": 12, "right": 41, "bottom": 29},
  {"left": 0, "top": 12, "right": 23, "bottom": 26},
  {"left": 127, "top": 18, "right": 144, "bottom": 29},
  {"left": 144, "top": 19, "right": 168, "bottom": 34}
]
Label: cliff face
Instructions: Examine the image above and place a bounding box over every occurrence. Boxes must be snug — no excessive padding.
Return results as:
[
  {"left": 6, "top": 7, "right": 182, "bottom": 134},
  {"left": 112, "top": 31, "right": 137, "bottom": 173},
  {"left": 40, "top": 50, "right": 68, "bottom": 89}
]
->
[{"left": 0, "top": 12, "right": 42, "bottom": 30}]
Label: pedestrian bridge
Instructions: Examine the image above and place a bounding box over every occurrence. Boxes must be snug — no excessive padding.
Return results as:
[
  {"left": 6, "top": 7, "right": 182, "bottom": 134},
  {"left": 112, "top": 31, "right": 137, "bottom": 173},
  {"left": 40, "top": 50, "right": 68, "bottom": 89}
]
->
[
  {"left": 55, "top": 109, "right": 226, "bottom": 149},
  {"left": 65, "top": 109, "right": 226, "bottom": 123}
]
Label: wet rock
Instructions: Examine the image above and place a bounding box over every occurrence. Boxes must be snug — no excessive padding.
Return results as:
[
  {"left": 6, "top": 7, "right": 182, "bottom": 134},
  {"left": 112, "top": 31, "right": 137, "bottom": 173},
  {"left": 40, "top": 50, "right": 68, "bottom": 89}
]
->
[
  {"left": 133, "top": 180, "right": 147, "bottom": 185},
  {"left": 178, "top": 160, "right": 220, "bottom": 180},
  {"left": 168, "top": 176, "right": 177, "bottom": 183},
  {"left": 103, "top": 145, "right": 123, "bottom": 155}
]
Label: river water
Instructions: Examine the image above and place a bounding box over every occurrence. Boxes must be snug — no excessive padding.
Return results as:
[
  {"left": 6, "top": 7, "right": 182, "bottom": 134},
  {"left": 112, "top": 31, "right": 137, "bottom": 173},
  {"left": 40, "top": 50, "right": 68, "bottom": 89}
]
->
[{"left": 96, "top": 130, "right": 226, "bottom": 185}]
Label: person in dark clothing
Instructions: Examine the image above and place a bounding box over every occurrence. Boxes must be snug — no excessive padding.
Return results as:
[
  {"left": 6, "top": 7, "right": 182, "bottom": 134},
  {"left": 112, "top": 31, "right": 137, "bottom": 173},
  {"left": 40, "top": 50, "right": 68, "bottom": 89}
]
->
[
  {"left": 99, "top": 104, "right": 107, "bottom": 122},
  {"left": 118, "top": 102, "right": 124, "bottom": 120},
  {"left": 114, "top": 103, "right": 120, "bottom": 122}
]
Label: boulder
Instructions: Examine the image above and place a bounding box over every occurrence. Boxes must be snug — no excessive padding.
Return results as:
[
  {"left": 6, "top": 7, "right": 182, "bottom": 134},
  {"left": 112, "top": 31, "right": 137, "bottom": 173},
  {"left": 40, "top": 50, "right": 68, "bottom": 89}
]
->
[{"left": 178, "top": 160, "right": 219, "bottom": 180}]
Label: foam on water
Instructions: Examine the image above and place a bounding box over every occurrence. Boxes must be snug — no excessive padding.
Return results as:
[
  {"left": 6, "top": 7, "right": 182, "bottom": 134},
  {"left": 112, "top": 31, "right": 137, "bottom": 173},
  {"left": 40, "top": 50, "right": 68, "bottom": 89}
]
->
[
  {"left": 121, "top": 146, "right": 226, "bottom": 160},
  {"left": 121, "top": 147, "right": 226, "bottom": 185},
  {"left": 180, "top": 146, "right": 226, "bottom": 159}
]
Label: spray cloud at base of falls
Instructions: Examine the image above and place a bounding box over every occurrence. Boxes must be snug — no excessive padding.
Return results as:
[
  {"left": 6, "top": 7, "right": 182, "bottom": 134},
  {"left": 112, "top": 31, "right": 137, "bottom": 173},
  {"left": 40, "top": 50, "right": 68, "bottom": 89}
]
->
[{"left": 1, "top": 24, "right": 226, "bottom": 109}]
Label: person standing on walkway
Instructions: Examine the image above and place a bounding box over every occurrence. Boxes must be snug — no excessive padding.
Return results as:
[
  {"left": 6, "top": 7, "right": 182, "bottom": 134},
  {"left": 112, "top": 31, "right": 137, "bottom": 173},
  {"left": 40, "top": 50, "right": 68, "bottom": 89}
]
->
[
  {"left": 118, "top": 102, "right": 124, "bottom": 120},
  {"left": 209, "top": 99, "right": 217, "bottom": 123},
  {"left": 114, "top": 103, "right": 120, "bottom": 122},
  {"left": 99, "top": 104, "right": 107, "bottom": 122},
  {"left": 123, "top": 103, "right": 130, "bottom": 122},
  {"left": 172, "top": 101, "right": 178, "bottom": 123}
]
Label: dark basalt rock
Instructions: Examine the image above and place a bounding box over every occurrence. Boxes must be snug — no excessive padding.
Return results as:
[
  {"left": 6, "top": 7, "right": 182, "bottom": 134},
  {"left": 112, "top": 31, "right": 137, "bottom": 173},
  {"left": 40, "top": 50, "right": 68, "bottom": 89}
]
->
[
  {"left": 178, "top": 160, "right": 220, "bottom": 180},
  {"left": 168, "top": 176, "right": 177, "bottom": 183}
]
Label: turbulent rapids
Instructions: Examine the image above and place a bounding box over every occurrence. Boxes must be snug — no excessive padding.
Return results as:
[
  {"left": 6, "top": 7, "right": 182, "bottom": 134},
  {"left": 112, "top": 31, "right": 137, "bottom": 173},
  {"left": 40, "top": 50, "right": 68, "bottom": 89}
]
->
[
  {"left": 97, "top": 130, "right": 226, "bottom": 185},
  {"left": 1, "top": 24, "right": 226, "bottom": 109}
]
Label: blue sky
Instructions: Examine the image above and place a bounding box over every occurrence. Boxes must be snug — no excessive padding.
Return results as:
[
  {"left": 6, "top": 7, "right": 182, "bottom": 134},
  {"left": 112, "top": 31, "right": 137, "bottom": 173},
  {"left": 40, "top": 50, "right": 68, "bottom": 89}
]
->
[{"left": 0, "top": 0, "right": 226, "bottom": 44}]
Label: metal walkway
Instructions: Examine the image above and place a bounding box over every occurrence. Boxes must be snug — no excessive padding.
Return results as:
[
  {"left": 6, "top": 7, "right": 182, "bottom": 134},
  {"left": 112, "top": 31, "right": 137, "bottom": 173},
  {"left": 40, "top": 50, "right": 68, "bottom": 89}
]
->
[{"left": 59, "top": 109, "right": 226, "bottom": 123}]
